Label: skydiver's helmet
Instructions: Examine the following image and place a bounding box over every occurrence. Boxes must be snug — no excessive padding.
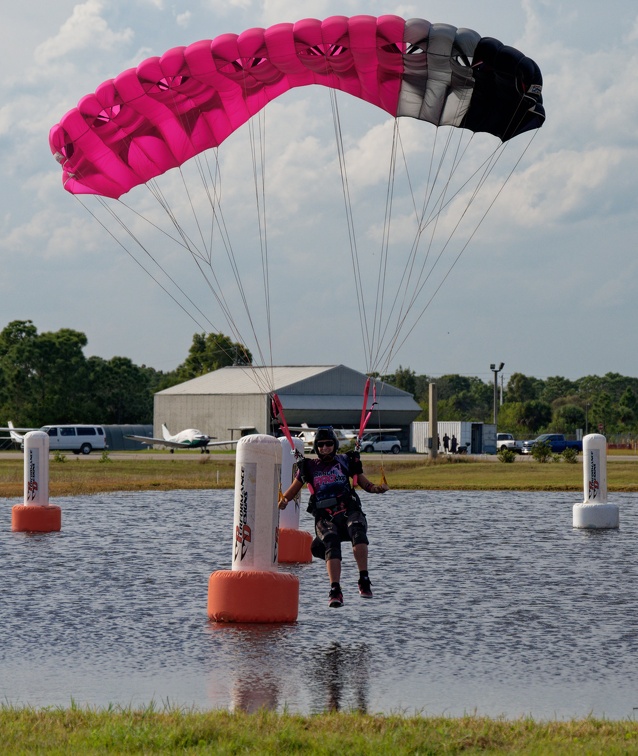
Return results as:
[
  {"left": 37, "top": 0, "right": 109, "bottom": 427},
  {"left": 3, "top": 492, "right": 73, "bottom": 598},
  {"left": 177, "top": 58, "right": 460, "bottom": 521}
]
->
[{"left": 313, "top": 426, "right": 339, "bottom": 457}]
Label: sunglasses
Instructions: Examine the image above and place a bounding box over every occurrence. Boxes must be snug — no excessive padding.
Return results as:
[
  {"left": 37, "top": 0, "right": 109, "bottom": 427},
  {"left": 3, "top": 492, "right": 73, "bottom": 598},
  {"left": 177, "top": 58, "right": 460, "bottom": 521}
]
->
[{"left": 316, "top": 440, "right": 335, "bottom": 448}]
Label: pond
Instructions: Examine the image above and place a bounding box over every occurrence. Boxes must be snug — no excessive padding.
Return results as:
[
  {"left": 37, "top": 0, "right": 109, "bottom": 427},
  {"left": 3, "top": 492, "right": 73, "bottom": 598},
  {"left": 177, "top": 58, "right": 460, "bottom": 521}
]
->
[{"left": 1, "top": 489, "right": 637, "bottom": 719}]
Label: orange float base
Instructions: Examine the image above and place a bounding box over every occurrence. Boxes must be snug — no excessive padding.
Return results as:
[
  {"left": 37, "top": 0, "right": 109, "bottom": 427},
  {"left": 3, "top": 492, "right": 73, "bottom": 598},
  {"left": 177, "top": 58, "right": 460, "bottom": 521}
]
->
[
  {"left": 208, "top": 569, "right": 299, "bottom": 623},
  {"left": 12, "top": 505, "right": 61, "bottom": 533},
  {"left": 278, "top": 528, "right": 313, "bottom": 564}
]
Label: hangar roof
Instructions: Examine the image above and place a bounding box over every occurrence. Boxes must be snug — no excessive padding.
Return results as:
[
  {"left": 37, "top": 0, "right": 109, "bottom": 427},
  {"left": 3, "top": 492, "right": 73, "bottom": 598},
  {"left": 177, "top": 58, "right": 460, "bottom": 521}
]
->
[{"left": 157, "top": 364, "right": 418, "bottom": 406}]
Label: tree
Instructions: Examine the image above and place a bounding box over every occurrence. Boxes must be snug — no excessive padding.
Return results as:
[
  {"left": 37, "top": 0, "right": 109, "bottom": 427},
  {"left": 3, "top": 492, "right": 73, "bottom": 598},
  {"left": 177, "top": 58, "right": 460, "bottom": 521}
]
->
[
  {"left": 540, "top": 376, "right": 578, "bottom": 405},
  {"left": 0, "top": 320, "right": 89, "bottom": 425},
  {"left": 381, "top": 365, "right": 417, "bottom": 396},
  {"left": 617, "top": 388, "right": 637, "bottom": 429},
  {"left": 86, "top": 356, "right": 154, "bottom": 424},
  {"left": 505, "top": 372, "right": 540, "bottom": 403},
  {"left": 591, "top": 391, "right": 615, "bottom": 435},
  {"left": 552, "top": 404, "right": 586, "bottom": 434},
  {"left": 175, "top": 332, "right": 253, "bottom": 382},
  {"left": 518, "top": 400, "right": 552, "bottom": 434}
]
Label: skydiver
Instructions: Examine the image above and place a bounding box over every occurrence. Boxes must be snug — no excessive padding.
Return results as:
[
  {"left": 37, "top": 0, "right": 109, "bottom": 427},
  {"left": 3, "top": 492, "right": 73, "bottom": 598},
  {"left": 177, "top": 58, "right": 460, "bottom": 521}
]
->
[{"left": 278, "top": 426, "right": 387, "bottom": 608}]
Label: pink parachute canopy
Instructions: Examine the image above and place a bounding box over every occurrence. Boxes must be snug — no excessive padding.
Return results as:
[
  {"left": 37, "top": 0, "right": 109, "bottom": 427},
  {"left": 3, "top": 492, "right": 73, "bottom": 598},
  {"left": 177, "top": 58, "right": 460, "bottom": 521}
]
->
[{"left": 50, "top": 15, "right": 544, "bottom": 199}]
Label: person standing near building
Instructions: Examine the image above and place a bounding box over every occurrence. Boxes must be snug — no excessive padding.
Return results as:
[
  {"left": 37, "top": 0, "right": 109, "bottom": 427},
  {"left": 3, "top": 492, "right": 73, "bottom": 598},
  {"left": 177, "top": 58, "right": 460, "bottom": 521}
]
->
[
  {"left": 279, "top": 426, "right": 387, "bottom": 608},
  {"left": 443, "top": 433, "right": 450, "bottom": 453}
]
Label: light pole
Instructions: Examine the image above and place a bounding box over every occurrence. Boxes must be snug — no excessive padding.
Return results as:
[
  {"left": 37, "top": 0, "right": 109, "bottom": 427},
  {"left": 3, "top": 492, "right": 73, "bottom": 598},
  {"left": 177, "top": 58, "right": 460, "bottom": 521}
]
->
[{"left": 490, "top": 362, "right": 504, "bottom": 427}]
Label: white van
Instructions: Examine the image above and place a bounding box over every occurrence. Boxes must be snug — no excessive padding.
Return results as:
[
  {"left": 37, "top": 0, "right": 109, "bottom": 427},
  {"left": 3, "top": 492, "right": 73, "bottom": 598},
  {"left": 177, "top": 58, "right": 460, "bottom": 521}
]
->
[{"left": 40, "top": 425, "right": 107, "bottom": 455}]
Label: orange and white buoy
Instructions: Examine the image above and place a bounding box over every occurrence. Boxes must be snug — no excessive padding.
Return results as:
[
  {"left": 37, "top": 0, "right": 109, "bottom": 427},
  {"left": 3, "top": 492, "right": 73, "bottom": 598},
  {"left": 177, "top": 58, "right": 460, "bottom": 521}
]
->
[
  {"left": 278, "top": 436, "right": 312, "bottom": 564},
  {"left": 208, "top": 434, "right": 299, "bottom": 623},
  {"left": 12, "top": 431, "right": 61, "bottom": 532}
]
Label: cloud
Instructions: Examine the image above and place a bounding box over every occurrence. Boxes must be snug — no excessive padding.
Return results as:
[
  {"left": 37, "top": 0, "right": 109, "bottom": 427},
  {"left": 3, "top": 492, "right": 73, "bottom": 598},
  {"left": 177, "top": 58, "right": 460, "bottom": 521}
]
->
[
  {"left": 34, "top": 0, "right": 133, "bottom": 65},
  {"left": 176, "top": 11, "right": 192, "bottom": 28},
  {"left": 203, "top": 0, "right": 253, "bottom": 18},
  {"left": 627, "top": 16, "right": 638, "bottom": 43}
]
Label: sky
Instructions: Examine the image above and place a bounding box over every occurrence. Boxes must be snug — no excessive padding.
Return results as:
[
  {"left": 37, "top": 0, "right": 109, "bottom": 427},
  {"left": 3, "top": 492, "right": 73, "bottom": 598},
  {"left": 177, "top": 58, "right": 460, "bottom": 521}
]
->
[{"left": 1, "top": 0, "right": 637, "bottom": 388}]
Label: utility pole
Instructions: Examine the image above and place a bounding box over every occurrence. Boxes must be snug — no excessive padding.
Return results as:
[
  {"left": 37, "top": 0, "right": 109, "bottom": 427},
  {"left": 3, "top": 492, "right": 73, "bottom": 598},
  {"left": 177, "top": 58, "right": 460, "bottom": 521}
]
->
[
  {"left": 429, "top": 382, "right": 438, "bottom": 459},
  {"left": 490, "top": 362, "right": 504, "bottom": 427}
]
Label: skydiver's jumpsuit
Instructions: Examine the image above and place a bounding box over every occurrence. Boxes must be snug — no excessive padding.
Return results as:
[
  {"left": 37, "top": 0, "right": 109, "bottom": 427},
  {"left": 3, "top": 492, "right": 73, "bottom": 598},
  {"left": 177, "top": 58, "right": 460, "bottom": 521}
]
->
[{"left": 296, "top": 451, "right": 369, "bottom": 561}]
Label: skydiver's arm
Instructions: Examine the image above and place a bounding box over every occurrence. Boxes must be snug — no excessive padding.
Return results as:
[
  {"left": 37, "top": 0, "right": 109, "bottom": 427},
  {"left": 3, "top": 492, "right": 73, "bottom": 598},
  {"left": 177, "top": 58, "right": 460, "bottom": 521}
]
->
[
  {"left": 278, "top": 478, "right": 304, "bottom": 509},
  {"left": 357, "top": 473, "right": 388, "bottom": 494}
]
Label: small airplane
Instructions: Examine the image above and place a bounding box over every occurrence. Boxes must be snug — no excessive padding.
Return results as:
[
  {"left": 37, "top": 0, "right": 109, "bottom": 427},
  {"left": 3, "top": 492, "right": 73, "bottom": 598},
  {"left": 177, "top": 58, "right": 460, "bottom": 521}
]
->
[
  {"left": 126, "top": 423, "right": 238, "bottom": 453},
  {"left": 0, "top": 421, "right": 34, "bottom": 447}
]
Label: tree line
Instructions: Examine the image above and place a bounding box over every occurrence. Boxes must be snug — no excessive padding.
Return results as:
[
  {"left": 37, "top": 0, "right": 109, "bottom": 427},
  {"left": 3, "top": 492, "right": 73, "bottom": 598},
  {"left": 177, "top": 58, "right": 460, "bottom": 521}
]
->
[
  {"left": 0, "top": 321, "right": 250, "bottom": 427},
  {"left": 381, "top": 367, "right": 638, "bottom": 439},
  {"left": 2, "top": 321, "right": 636, "bottom": 440}
]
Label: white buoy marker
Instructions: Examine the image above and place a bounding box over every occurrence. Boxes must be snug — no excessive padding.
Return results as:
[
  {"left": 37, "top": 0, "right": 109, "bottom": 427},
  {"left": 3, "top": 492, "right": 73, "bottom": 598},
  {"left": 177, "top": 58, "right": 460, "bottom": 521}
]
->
[{"left": 573, "top": 433, "right": 619, "bottom": 529}]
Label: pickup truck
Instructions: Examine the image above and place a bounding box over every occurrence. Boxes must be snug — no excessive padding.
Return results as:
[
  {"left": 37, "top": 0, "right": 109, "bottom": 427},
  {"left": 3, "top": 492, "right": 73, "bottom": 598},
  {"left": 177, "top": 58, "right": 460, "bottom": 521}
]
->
[
  {"left": 521, "top": 434, "right": 583, "bottom": 455},
  {"left": 496, "top": 433, "right": 523, "bottom": 453}
]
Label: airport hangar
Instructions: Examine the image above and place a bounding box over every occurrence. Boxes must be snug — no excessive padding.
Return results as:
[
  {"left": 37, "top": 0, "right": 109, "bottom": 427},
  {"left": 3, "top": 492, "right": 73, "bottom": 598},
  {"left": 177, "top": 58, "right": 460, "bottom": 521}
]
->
[{"left": 153, "top": 364, "right": 422, "bottom": 450}]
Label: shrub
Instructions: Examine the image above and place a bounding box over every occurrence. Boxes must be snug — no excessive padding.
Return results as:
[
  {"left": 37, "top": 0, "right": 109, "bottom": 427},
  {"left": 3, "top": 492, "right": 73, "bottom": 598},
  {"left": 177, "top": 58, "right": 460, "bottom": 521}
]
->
[
  {"left": 531, "top": 440, "right": 552, "bottom": 463},
  {"left": 562, "top": 447, "right": 579, "bottom": 464},
  {"left": 497, "top": 448, "right": 517, "bottom": 463},
  {"left": 52, "top": 450, "right": 66, "bottom": 463}
]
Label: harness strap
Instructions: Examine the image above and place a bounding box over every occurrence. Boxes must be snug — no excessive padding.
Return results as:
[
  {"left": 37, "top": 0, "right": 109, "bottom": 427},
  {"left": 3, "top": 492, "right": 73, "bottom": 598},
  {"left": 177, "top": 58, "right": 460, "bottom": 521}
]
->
[
  {"left": 271, "top": 393, "right": 304, "bottom": 461},
  {"left": 354, "top": 378, "right": 377, "bottom": 485}
]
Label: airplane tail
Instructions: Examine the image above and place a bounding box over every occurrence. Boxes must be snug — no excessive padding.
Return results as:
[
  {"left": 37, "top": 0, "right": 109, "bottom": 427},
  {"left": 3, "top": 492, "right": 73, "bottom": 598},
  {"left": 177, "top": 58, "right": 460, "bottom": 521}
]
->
[
  {"left": 8, "top": 421, "right": 25, "bottom": 443},
  {"left": 161, "top": 424, "right": 172, "bottom": 441}
]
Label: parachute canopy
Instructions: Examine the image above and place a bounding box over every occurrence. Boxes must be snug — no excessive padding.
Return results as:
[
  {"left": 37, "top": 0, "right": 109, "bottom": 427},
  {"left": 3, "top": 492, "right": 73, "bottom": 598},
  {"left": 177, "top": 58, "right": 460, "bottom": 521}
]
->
[{"left": 50, "top": 15, "right": 544, "bottom": 199}]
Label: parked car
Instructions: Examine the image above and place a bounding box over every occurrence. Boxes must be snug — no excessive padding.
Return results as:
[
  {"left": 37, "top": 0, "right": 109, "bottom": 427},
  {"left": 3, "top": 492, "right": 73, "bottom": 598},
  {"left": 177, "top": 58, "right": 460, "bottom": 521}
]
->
[
  {"left": 521, "top": 434, "right": 583, "bottom": 455},
  {"left": 360, "top": 434, "right": 402, "bottom": 454},
  {"left": 496, "top": 432, "right": 523, "bottom": 453}
]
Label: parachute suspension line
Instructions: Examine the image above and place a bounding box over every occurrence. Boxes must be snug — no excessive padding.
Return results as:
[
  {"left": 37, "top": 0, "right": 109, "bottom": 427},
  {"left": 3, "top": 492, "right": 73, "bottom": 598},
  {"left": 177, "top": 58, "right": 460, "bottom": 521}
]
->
[
  {"left": 247, "top": 108, "right": 275, "bottom": 382},
  {"left": 372, "top": 121, "right": 517, "bottom": 373},
  {"left": 74, "top": 141, "right": 257, "bottom": 374},
  {"left": 391, "top": 129, "right": 540, "bottom": 357},
  {"left": 368, "top": 120, "right": 401, "bottom": 376},
  {"left": 184, "top": 102, "right": 275, "bottom": 397},
  {"left": 328, "top": 89, "right": 372, "bottom": 372},
  {"left": 174, "top": 144, "right": 274, "bottom": 394},
  {"left": 396, "top": 130, "right": 475, "bottom": 325},
  {"left": 78, "top": 195, "right": 219, "bottom": 335},
  {"left": 367, "top": 122, "right": 463, "bottom": 379},
  {"left": 144, "top": 171, "right": 263, "bottom": 371}
]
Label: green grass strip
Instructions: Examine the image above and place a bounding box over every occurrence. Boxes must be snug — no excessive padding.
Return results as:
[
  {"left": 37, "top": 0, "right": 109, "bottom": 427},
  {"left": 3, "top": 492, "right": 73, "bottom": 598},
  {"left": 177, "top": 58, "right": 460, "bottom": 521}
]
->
[{"left": 2, "top": 705, "right": 638, "bottom": 754}]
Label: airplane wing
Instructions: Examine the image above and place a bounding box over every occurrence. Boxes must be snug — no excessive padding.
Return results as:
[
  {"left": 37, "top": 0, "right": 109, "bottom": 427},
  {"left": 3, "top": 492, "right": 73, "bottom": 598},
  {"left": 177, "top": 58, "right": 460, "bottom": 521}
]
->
[
  {"left": 125, "top": 435, "right": 238, "bottom": 449},
  {"left": 287, "top": 426, "right": 401, "bottom": 434},
  {"left": 125, "top": 434, "right": 172, "bottom": 446}
]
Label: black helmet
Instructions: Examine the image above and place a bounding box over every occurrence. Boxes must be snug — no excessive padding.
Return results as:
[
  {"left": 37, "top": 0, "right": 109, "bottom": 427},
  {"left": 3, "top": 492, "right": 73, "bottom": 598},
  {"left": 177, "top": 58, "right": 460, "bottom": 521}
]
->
[{"left": 313, "top": 426, "right": 339, "bottom": 455}]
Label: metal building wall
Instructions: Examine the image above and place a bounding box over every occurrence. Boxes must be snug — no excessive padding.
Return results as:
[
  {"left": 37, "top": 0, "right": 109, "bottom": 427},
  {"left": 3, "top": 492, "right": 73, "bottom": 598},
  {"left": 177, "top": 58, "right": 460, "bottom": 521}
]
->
[
  {"left": 103, "top": 425, "right": 153, "bottom": 451},
  {"left": 411, "top": 422, "right": 497, "bottom": 455},
  {"left": 153, "top": 393, "right": 265, "bottom": 445}
]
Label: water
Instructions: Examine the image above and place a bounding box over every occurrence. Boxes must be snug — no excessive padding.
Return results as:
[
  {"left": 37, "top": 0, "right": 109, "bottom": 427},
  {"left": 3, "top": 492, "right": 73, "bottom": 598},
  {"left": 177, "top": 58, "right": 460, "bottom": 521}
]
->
[{"left": 1, "top": 489, "right": 637, "bottom": 719}]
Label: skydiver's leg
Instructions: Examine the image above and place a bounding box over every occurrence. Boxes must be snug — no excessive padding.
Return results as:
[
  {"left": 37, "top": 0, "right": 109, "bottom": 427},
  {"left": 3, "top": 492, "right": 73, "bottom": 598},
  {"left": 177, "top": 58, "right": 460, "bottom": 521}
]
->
[
  {"left": 348, "top": 511, "right": 372, "bottom": 597},
  {"left": 326, "top": 557, "right": 341, "bottom": 584},
  {"left": 352, "top": 543, "right": 368, "bottom": 571},
  {"left": 316, "top": 518, "right": 343, "bottom": 606}
]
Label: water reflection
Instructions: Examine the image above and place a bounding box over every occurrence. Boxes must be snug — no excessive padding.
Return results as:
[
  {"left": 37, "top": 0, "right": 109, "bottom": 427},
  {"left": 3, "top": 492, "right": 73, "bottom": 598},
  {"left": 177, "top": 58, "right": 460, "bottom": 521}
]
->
[
  {"left": 310, "top": 642, "right": 369, "bottom": 713},
  {"left": 1, "top": 489, "right": 638, "bottom": 718}
]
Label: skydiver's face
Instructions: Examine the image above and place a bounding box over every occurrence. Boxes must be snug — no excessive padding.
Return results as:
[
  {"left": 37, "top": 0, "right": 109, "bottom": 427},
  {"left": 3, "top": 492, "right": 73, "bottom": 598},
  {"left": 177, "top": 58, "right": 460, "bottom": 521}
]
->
[{"left": 316, "top": 440, "right": 335, "bottom": 458}]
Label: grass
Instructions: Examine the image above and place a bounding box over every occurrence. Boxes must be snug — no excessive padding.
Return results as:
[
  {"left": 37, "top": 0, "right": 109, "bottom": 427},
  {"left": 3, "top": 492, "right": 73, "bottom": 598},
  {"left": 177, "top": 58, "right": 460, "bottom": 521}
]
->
[
  {"left": 0, "top": 454, "right": 237, "bottom": 498},
  {"left": 1, "top": 452, "right": 637, "bottom": 498},
  {"left": 2, "top": 705, "right": 638, "bottom": 754}
]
